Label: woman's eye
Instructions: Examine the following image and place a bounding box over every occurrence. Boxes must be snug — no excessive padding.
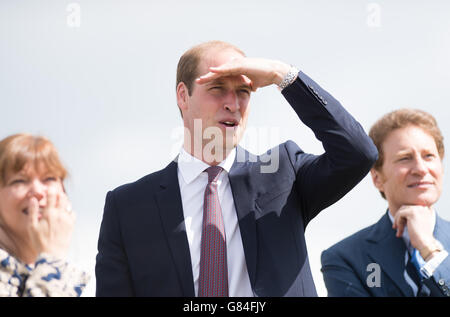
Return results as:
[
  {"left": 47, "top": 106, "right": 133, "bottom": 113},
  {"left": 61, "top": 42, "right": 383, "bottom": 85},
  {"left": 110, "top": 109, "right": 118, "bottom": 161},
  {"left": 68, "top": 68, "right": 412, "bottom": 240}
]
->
[
  {"left": 10, "top": 179, "right": 25, "bottom": 185},
  {"left": 44, "top": 177, "right": 57, "bottom": 183}
]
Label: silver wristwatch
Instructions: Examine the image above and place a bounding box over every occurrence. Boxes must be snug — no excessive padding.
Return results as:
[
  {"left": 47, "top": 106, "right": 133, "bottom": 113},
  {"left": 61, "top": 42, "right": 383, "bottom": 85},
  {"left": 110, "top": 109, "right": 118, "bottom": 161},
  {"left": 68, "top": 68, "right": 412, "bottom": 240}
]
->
[{"left": 278, "top": 66, "right": 299, "bottom": 91}]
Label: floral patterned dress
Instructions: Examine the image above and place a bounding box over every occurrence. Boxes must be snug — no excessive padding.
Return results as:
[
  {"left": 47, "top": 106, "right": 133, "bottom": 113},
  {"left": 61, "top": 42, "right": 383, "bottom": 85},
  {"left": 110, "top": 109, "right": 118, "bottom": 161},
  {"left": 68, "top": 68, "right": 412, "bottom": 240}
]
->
[{"left": 0, "top": 248, "right": 90, "bottom": 297}]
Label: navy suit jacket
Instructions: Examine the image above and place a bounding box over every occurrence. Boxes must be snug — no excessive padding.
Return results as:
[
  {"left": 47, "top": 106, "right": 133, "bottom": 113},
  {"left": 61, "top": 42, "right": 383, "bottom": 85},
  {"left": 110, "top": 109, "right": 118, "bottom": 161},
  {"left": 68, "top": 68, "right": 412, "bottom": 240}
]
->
[
  {"left": 321, "top": 211, "right": 450, "bottom": 297},
  {"left": 95, "top": 71, "right": 378, "bottom": 296}
]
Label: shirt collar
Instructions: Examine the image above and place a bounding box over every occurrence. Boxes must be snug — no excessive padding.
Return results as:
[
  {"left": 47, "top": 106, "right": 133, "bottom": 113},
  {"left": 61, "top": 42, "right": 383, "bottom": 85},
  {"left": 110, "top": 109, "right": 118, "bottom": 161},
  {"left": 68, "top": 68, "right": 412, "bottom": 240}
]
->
[{"left": 178, "top": 147, "right": 236, "bottom": 185}]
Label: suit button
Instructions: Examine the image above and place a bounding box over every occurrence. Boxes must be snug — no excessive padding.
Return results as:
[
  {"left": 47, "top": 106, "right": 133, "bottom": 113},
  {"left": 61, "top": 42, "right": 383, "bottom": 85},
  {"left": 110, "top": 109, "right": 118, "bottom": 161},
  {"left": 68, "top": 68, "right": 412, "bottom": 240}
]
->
[{"left": 439, "top": 279, "right": 445, "bottom": 286}]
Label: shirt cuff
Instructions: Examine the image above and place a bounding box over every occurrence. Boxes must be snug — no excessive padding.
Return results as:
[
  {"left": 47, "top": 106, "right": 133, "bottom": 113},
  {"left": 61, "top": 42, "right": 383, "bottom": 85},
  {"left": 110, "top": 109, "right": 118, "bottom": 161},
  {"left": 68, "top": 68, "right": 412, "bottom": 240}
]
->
[{"left": 414, "top": 246, "right": 449, "bottom": 279}]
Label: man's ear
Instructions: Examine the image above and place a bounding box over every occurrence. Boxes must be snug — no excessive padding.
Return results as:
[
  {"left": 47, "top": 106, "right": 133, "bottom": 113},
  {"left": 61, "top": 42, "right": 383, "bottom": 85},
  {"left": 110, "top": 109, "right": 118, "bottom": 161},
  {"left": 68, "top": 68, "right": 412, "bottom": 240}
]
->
[
  {"left": 370, "top": 168, "right": 384, "bottom": 192},
  {"left": 176, "top": 82, "right": 189, "bottom": 113}
]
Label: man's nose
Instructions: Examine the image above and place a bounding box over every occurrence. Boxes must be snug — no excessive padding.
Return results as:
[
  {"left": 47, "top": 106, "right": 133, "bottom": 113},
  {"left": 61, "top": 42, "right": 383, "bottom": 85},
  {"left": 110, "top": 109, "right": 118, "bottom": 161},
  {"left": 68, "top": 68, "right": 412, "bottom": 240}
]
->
[
  {"left": 412, "top": 156, "right": 428, "bottom": 176},
  {"left": 223, "top": 91, "right": 240, "bottom": 113}
]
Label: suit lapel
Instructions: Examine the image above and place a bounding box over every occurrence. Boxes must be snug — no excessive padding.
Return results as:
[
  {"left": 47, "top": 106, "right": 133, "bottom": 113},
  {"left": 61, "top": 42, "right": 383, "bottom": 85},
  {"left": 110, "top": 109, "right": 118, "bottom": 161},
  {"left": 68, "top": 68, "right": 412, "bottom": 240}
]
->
[
  {"left": 366, "top": 212, "right": 414, "bottom": 296},
  {"left": 155, "top": 160, "right": 195, "bottom": 296},
  {"left": 228, "top": 147, "right": 258, "bottom": 288},
  {"left": 434, "top": 214, "right": 450, "bottom": 247}
]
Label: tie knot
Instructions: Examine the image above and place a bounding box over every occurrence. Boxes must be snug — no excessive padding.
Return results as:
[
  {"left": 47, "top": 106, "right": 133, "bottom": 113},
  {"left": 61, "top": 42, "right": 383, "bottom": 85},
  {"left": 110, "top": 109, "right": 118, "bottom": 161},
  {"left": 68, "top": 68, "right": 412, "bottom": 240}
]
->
[{"left": 205, "top": 166, "right": 223, "bottom": 184}]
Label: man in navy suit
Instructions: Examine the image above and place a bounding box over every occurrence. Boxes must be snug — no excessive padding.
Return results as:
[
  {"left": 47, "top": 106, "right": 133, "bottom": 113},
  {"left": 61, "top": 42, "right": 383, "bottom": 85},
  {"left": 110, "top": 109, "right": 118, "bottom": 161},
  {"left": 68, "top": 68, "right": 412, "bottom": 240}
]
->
[
  {"left": 95, "top": 40, "right": 378, "bottom": 297},
  {"left": 321, "top": 109, "right": 450, "bottom": 297}
]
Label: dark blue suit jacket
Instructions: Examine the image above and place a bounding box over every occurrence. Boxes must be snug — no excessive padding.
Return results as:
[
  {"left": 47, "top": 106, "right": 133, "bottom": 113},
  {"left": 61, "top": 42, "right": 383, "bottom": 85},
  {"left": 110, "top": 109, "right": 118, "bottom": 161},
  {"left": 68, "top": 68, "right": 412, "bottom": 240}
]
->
[
  {"left": 321, "top": 211, "right": 450, "bottom": 297},
  {"left": 95, "top": 71, "right": 378, "bottom": 296}
]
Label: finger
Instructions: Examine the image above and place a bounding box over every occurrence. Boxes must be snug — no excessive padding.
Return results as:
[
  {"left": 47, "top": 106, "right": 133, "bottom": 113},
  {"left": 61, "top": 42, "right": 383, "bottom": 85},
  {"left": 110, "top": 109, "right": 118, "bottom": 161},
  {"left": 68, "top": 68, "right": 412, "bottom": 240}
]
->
[
  {"left": 393, "top": 212, "right": 400, "bottom": 230},
  {"left": 209, "top": 64, "right": 243, "bottom": 75},
  {"left": 209, "top": 57, "right": 242, "bottom": 70},
  {"left": 197, "top": 69, "right": 253, "bottom": 87},
  {"left": 58, "top": 192, "right": 70, "bottom": 212},
  {"left": 393, "top": 205, "right": 411, "bottom": 229},
  {"left": 195, "top": 71, "right": 220, "bottom": 84},
  {"left": 240, "top": 74, "right": 253, "bottom": 88},
  {"left": 392, "top": 212, "right": 399, "bottom": 229},
  {"left": 58, "top": 186, "right": 73, "bottom": 225},
  {"left": 46, "top": 186, "right": 58, "bottom": 207},
  {"left": 396, "top": 218, "right": 407, "bottom": 237},
  {"left": 42, "top": 187, "right": 59, "bottom": 222},
  {"left": 68, "top": 209, "right": 76, "bottom": 227},
  {"left": 27, "top": 197, "right": 40, "bottom": 228}
]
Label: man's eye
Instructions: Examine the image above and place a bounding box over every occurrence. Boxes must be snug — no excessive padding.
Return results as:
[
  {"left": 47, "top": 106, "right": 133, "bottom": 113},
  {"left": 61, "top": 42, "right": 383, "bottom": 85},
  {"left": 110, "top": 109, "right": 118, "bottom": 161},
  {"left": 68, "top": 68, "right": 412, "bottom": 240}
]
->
[
  {"left": 44, "top": 177, "right": 57, "bottom": 182},
  {"left": 239, "top": 89, "right": 250, "bottom": 95}
]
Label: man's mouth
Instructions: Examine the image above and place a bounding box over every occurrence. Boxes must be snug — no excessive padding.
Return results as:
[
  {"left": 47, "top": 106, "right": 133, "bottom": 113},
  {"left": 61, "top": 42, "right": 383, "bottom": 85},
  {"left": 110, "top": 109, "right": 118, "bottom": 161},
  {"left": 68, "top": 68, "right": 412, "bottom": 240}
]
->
[
  {"left": 219, "top": 120, "right": 238, "bottom": 128},
  {"left": 407, "top": 181, "right": 434, "bottom": 188}
]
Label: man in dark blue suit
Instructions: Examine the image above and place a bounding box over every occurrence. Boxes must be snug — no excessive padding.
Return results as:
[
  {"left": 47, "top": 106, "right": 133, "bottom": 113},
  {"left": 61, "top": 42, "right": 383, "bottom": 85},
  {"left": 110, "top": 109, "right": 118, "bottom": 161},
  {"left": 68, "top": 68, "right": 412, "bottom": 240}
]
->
[
  {"left": 95, "top": 41, "right": 378, "bottom": 297},
  {"left": 321, "top": 109, "right": 450, "bottom": 297}
]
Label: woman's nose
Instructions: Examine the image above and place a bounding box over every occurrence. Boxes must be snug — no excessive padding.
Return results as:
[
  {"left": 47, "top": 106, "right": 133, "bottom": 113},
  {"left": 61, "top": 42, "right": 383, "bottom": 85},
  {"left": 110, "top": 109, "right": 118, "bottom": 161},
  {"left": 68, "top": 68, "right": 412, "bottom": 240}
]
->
[{"left": 28, "top": 179, "right": 47, "bottom": 201}]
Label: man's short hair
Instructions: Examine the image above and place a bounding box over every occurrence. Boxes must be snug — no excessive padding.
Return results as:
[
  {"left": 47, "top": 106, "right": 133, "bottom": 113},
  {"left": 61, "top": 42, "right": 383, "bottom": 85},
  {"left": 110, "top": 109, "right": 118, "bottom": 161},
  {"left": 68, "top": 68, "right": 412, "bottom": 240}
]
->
[
  {"left": 176, "top": 41, "right": 245, "bottom": 96},
  {"left": 369, "top": 108, "right": 444, "bottom": 198}
]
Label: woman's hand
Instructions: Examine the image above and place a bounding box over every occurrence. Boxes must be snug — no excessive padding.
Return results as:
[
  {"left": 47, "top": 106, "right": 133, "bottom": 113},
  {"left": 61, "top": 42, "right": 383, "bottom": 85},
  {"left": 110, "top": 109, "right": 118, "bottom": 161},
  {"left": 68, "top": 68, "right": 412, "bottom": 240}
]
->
[{"left": 26, "top": 187, "right": 75, "bottom": 259}]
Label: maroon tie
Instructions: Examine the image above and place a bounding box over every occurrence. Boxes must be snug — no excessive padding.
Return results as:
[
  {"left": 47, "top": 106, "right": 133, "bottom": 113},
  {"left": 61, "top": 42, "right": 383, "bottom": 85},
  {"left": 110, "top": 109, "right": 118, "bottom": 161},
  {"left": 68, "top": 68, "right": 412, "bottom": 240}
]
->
[{"left": 198, "top": 166, "right": 228, "bottom": 297}]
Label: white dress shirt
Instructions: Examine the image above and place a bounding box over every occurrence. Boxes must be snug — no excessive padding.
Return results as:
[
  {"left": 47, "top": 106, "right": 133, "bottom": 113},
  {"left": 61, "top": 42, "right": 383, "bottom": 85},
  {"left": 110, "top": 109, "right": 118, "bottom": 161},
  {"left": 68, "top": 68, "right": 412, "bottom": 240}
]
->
[{"left": 177, "top": 147, "right": 253, "bottom": 297}]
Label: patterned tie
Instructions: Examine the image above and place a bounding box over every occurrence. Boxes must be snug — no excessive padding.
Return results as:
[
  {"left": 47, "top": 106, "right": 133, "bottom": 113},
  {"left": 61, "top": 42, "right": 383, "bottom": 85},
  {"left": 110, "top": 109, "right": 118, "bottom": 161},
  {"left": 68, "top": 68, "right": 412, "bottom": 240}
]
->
[
  {"left": 198, "top": 166, "right": 228, "bottom": 297},
  {"left": 406, "top": 249, "right": 430, "bottom": 297},
  {"left": 406, "top": 251, "right": 422, "bottom": 291}
]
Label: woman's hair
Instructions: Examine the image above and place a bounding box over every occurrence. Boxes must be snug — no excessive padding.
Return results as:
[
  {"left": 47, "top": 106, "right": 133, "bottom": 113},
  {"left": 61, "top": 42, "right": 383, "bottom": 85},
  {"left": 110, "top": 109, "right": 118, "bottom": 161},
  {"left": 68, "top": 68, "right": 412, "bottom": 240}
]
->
[{"left": 0, "top": 133, "right": 67, "bottom": 186}]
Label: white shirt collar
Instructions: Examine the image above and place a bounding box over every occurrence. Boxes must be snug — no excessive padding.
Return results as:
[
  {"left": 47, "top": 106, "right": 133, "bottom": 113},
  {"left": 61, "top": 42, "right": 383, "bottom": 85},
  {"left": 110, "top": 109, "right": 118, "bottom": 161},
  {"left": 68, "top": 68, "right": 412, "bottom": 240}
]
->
[
  {"left": 388, "top": 208, "right": 436, "bottom": 251},
  {"left": 177, "top": 147, "right": 236, "bottom": 185}
]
